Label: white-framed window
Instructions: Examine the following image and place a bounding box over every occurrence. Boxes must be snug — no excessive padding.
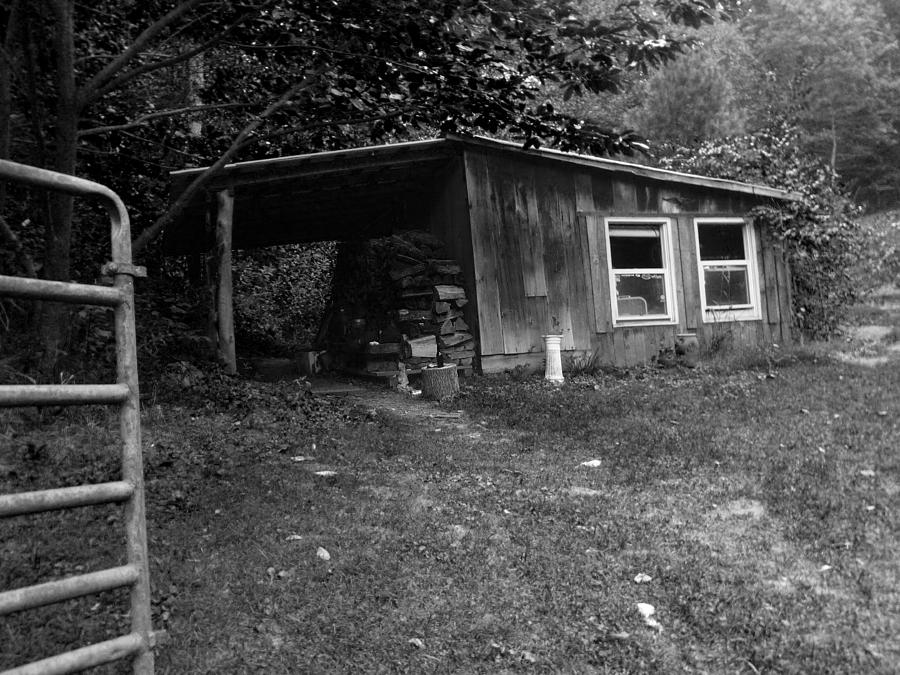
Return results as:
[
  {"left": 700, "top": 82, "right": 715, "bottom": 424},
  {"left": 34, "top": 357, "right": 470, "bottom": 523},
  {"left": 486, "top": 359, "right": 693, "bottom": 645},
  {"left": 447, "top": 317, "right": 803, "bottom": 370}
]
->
[
  {"left": 694, "top": 217, "right": 761, "bottom": 322},
  {"left": 605, "top": 217, "right": 677, "bottom": 326}
]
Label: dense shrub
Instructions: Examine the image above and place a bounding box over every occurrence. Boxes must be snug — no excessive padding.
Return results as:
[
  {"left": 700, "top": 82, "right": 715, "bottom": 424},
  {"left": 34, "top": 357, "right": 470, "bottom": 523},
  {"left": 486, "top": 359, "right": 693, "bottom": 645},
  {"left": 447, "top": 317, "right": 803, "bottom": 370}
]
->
[
  {"left": 232, "top": 242, "right": 337, "bottom": 352},
  {"left": 656, "top": 123, "right": 864, "bottom": 338}
]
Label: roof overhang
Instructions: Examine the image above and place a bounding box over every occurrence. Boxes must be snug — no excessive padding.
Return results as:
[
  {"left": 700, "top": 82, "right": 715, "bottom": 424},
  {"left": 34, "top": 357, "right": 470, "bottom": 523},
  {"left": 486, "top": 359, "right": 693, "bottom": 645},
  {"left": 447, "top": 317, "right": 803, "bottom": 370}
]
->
[{"left": 164, "top": 135, "right": 798, "bottom": 256}]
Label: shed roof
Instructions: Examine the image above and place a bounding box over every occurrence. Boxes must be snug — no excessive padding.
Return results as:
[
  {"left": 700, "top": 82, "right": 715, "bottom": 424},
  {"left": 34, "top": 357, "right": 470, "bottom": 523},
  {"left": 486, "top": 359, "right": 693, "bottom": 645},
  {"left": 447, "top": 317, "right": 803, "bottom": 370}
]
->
[{"left": 164, "top": 134, "right": 798, "bottom": 255}]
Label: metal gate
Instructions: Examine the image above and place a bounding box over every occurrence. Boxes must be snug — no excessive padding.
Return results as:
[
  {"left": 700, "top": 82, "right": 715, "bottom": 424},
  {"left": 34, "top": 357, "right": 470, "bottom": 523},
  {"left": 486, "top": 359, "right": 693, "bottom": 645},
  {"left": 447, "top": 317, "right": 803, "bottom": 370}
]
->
[{"left": 0, "top": 160, "right": 157, "bottom": 673}]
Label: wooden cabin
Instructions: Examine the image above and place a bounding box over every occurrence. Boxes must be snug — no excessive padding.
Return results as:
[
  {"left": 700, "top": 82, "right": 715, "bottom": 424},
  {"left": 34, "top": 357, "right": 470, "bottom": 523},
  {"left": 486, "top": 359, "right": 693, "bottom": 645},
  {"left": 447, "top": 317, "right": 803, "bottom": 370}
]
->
[{"left": 166, "top": 134, "right": 798, "bottom": 374}]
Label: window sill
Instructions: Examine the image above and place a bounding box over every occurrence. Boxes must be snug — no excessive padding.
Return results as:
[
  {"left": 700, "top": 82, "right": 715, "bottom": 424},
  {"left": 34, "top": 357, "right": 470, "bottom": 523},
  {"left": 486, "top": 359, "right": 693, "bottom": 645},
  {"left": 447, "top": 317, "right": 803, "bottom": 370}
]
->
[
  {"left": 613, "top": 317, "right": 678, "bottom": 328},
  {"left": 702, "top": 308, "right": 761, "bottom": 323}
]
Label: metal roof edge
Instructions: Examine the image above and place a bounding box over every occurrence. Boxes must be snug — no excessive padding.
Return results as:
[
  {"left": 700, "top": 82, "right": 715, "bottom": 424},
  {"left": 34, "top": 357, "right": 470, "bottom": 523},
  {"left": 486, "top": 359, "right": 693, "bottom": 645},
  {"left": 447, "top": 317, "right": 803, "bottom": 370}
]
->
[
  {"left": 444, "top": 133, "right": 800, "bottom": 202},
  {"left": 168, "top": 137, "right": 453, "bottom": 179},
  {"left": 168, "top": 133, "right": 800, "bottom": 202}
]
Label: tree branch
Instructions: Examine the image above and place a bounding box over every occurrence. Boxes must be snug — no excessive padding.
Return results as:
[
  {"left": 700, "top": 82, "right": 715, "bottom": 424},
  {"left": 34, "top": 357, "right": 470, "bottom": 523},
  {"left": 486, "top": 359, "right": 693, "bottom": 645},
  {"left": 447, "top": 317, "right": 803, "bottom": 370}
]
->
[
  {"left": 78, "top": 102, "right": 263, "bottom": 137},
  {"left": 232, "top": 106, "right": 418, "bottom": 152},
  {"left": 78, "top": 0, "right": 207, "bottom": 107},
  {"left": 132, "top": 76, "right": 318, "bottom": 256}
]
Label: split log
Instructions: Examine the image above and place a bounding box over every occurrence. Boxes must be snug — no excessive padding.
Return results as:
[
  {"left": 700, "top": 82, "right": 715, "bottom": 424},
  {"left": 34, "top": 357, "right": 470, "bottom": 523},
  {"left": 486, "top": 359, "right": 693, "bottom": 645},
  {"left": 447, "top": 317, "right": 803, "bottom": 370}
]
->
[
  {"left": 454, "top": 317, "right": 470, "bottom": 331},
  {"left": 420, "top": 364, "right": 460, "bottom": 400},
  {"left": 406, "top": 335, "right": 438, "bottom": 358},
  {"left": 388, "top": 261, "right": 426, "bottom": 281},
  {"left": 398, "top": 309, "right": 432, "bottom": 322},
  {"left": 440, "top": 332, "right": 474, "bottom": 348},
  {"left": 365, "top": 342, "right": 402, "bottom": 355},
  {"left": 428, "top": 260, "right": 461, "bottom": 275},
  {"left": 434, "top": 284, "right": 466, "bottom": 301}
]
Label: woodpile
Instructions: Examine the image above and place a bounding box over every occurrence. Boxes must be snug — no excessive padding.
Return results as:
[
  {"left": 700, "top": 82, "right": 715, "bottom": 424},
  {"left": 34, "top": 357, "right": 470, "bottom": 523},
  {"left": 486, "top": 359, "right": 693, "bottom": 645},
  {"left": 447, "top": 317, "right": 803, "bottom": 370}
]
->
[{"left": 325, "top": 231, "right": 476, "bottom": 382}]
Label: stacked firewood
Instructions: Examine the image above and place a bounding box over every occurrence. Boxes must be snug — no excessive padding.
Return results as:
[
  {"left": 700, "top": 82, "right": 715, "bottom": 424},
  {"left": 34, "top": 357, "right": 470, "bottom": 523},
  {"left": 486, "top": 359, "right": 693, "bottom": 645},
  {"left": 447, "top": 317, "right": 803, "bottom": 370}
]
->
[
  {"left": 325, "top": 231, "right": 476, "bottom": 379},
  {"left": 391, "top": 258, "right": 475, "bottom": 374}
]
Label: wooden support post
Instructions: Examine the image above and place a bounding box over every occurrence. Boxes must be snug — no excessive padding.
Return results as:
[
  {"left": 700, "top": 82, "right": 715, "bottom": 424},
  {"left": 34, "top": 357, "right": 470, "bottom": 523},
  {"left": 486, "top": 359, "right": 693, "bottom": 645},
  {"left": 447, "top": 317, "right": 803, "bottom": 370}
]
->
[{"left": 215, "top": 189, "right": 237, "bottom": 374}]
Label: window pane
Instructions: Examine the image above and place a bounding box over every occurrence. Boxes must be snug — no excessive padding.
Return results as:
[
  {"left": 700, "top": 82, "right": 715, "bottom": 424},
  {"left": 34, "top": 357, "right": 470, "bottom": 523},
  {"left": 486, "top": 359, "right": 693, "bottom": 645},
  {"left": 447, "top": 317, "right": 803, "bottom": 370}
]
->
[
  {"left": 704, "top": 267, "right": 749, "bottom": 306},
  {"left": 610, "top": 227, "right": 662, "bottom": 268},
  {"left": 615, "top": 274, "right": 667, "bottom": 316},
  {"left": 698, "top": 223, "right": 745, "bottom": 261}
]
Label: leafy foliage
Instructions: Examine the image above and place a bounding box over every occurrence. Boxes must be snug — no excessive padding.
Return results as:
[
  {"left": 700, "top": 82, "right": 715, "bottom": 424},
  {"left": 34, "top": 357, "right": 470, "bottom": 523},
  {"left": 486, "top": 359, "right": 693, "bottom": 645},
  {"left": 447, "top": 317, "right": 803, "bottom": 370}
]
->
[
  {"left": 656, "top": 123, "right": 864, "bottom": 338},
  {"left": 232, "top": 242, "right": 336, "bottom": 351},
  {"left": 740, "top": 0, "right": 900, "bottom": 208},
  {"left": 629, "top": 24, "right": 749, "bottom": 143}
]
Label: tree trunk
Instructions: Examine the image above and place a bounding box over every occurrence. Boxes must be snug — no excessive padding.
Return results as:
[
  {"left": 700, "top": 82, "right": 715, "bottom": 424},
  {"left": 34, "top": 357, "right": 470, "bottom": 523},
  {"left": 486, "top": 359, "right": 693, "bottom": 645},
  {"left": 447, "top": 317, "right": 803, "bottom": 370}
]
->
[
  {"left": 39, "top": 0, "right": 78, "bottom": 371},
  {"left": 420, "top": 364, "right": 459, "bottom": 400}
]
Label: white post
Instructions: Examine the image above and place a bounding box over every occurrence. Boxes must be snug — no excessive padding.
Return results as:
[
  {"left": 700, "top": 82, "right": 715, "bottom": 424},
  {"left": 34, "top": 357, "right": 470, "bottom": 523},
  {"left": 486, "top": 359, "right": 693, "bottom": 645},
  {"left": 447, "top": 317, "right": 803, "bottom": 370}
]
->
[{"left": 543, "top": 334, "right": 564, "bottom": 383}]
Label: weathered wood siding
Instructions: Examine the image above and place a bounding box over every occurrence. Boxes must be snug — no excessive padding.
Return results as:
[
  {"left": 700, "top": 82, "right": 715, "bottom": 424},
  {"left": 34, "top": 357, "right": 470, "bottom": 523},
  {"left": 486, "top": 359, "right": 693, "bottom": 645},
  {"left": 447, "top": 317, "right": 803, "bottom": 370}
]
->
[
  {"left": 423, "top": 157, "right": 480, "bottom": 342},
  {"left": 462, "top": 149, "right": 793, "bottom": 373}
]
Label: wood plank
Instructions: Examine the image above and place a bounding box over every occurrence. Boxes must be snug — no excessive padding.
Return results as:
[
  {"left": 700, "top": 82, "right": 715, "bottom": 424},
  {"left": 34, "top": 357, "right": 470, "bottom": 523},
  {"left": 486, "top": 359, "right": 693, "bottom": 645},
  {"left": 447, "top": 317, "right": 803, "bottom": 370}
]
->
[
  {"left": 612, "top": 328, "right": 627, "bottom": 366},
  {"left": 774, "top": 240, "right": 793, "bottom": 345},
  {"left": 574, "top": 173, "right": 594, "bottom": 213},
  {"left": 612, "top": 179, "right": 638, "bottom": 211},
  {"left": 464, "top": 153, "right": 505, "bottom": 355},
  {"left": 759, "top": 226, "right": 781, "bottom": 328},
  {"left": 591, "top": 173, "right": 615, "bottom": 211},
  {"left": 559, "top": 172, "right": 592, "bottom": 350},
  {"left": 580, "top": 213, "right": 611, "bottom": 333},
  {"left": 490, "top": 159, "right": 533, "bottom": 355},
  {"left": 670, "top": 214, "right": 688, "bottom": 332},
  {"left": 637, "top": 181, "right": 659, "bottom": 212},
  {"left": 631, "top": 329, "right": 648, "bottom": 365},
  {"left": 524, "top": 295, "right": 550, "bottom": 355},
  {"left": 658, "top": 187, "right": 683, "bottom": 215},
  {"left": 676, "top": 215, "right": 699, "bottom": 330},
  {"left": 591, "top": 333, "right": 615, "bottom": 366},
  {"left": 481, "top": 352, "right": 547, "bottom": 374},
  {"left": 536, "top": 166, "right": 576, "bottom": 350},
  {"left": 516, "top": 165, "right": 548, "bottom": 297}
]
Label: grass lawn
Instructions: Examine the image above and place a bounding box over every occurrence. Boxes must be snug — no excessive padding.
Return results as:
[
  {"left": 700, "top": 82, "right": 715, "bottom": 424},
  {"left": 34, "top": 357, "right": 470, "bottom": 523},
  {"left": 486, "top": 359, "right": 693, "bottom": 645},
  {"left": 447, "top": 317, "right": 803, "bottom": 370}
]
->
[{"left": 3, "top": 338, "right": 900, "bottom": 673}]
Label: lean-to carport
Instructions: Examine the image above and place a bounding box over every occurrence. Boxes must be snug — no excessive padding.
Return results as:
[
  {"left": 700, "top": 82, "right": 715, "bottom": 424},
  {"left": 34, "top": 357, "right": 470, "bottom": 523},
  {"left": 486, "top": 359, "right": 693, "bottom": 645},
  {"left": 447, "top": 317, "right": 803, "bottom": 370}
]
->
[{"left": 166, "top": 138, "right": 462, "bottom": 374}]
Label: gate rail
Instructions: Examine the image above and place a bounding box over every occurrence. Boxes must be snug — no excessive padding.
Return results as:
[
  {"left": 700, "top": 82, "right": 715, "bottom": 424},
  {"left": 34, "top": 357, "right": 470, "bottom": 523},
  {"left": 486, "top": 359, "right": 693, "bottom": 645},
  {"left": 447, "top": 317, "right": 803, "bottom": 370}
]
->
[{"left": 0, "top": 159, "right": 157, "bottom": 674}]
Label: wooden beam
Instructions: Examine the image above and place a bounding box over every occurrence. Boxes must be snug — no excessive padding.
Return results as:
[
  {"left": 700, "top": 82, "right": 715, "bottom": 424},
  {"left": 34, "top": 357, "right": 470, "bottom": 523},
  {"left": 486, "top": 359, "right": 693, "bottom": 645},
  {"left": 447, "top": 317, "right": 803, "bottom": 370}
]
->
[{"left": 216, "top": 189, "right": 237, "bottom": 374}]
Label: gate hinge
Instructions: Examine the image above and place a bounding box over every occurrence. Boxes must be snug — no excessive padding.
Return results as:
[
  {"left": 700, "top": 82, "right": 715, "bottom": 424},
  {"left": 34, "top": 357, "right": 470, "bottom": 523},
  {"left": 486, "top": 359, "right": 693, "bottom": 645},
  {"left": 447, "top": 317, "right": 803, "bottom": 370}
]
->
[{"left": 101, "top": 261, "right": 147, "bottom": 278}]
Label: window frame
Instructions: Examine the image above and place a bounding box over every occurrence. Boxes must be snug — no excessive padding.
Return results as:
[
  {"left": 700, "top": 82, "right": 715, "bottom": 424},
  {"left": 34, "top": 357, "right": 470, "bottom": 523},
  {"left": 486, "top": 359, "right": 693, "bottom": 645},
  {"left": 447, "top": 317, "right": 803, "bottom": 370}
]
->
[
  {"left": 693, "top": 217, "right": 762, "bottom": 322},
  {"left": 604, "top": 216, "right": 678, "bottom": 327}
]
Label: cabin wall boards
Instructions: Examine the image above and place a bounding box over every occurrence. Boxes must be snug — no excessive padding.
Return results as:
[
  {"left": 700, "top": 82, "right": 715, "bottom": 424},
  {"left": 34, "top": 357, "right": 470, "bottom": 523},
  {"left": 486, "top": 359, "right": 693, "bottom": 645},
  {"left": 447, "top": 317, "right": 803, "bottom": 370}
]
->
[{"left": 457, "top": 147, "right": 793, "bottom": 373}]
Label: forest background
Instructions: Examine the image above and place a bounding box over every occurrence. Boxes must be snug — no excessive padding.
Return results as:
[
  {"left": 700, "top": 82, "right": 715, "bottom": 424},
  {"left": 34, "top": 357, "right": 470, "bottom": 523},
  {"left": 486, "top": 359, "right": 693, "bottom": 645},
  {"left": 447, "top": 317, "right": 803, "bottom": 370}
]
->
[{"left": 1, "top": 0, "right": 899, "bottom": 374}]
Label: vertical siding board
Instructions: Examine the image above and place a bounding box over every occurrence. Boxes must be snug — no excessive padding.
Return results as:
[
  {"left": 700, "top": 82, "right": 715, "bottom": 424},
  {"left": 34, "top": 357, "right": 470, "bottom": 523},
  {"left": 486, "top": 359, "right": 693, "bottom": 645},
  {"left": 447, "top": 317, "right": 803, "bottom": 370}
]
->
[
  {"left": 525, "top": 296, "right": 550, "bottom": 353},
  {"left": 758, "top": 226, "right": 782, "bottom": 341},
  {"left": 774, "top": 241, "right": 793, "bottom": 345},
  {"left": 561, "top": 173, "right": 592, "bottom": 350},
  {"left": 612, "top": 328, "right": 627, "bottom": 365},
  {"left": 670, "top": 215, "right": 688, "bottom": 332},
  {"left": 591, "top": 174, "right": 615, "bottom": 211},
  {"left": 659, "top": 188, "right": 682, "bottom": 215},
  {"left": 536, "top": 167, "right": 576, "bottom": 350},
  {"left": 677, "top": 215, "right": 700, "bottom": 330},
  {"left": 491, "top": 163, "right": 533, "bottom": 355},
  {"left": 517, "top": 166, "right": 548, "bottom": 298},
  {"left": 427, "top": 157, "right": 481, "bottom": 351},
  {"left": 581, "top": 213, "right": 611, "bottom": 333},
  {"left": 612, "top": 179, "right": 638, "bottom": 211},
  {"left": 464, "top": 153, "right": 505, "bottom": 355}
]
